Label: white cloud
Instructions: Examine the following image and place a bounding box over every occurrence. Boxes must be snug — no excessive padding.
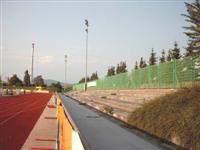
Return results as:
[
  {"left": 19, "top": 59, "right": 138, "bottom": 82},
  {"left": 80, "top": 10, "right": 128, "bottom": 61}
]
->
[{"left": 37, "top": 56, "right": 55, "bottom": 65}]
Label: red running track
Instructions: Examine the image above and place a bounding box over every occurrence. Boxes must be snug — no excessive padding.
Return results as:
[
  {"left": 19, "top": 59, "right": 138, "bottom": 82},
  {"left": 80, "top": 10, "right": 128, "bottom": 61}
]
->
[{"left": 0, "top": 93, "right": 52, "bottom": 150}]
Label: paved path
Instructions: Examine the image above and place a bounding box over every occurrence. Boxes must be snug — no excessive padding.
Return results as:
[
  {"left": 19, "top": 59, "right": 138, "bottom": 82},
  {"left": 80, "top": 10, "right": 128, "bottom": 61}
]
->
[
  {"left": 61, "top": 95, "right": 163, "bottom": 150},
  {"left": 21, "top": 95, "right": 57, "bottom": 150}
]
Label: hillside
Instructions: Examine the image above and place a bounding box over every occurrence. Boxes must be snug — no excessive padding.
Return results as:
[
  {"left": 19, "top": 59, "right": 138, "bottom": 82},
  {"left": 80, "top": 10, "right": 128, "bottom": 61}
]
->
[
  {"left": 127, "top": 86, "right": 200, "bottom": 149},
  {"left": 44, "top": 79, "right": 72, "bottom": 87}
]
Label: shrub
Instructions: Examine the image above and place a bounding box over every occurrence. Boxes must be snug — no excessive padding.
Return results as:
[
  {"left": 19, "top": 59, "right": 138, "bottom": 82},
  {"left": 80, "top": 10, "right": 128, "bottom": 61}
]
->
[{"left": 104, "top": 106, "right": 114, "bottom": 115}]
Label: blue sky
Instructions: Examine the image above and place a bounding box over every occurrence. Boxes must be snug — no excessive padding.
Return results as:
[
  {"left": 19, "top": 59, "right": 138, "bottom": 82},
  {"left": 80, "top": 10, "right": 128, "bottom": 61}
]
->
[{"left": 1, "top": 0, "right": 191, "bottom": 83}]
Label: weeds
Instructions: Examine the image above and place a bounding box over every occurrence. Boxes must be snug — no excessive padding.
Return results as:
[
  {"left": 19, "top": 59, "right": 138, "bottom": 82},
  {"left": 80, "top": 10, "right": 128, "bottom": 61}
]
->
[
  {"left": 127, "top": 86, "right": 200, "bottom": 149},
  {"left": 104, "top": 106, "right": 114, "bottom": 115}
]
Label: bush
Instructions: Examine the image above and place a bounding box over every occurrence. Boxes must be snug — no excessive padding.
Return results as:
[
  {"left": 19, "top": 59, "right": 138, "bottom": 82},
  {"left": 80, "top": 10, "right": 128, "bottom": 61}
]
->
[{"left": 104, "top": 106, "right": 114, "bottom": 115}]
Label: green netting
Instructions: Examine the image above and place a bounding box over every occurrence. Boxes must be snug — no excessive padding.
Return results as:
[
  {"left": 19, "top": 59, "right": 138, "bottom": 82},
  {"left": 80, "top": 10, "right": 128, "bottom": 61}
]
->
[
  {"left": 73, "top": 56, "right": 200, "bottom": 90},
  {"left": 72, "top": 83, "right": 85, "bottom": 90}
]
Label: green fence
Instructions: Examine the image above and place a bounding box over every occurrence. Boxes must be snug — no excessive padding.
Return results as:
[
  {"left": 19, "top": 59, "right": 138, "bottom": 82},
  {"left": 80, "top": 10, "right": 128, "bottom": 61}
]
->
[{"left": 73, "top": 56, "right": 200, "bottom": 90}]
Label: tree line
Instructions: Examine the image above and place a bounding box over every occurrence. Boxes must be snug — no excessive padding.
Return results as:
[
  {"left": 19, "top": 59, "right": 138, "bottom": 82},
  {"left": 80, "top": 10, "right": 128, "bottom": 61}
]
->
[
  {"left": 134, "top": 42, "right": 182, "bottom": 70},
  {"left": 79, "top": 72, "right": 99, "bottom": 83},
  {"left": 78, "top": 0, "right": 200, "bottom": 81},
  {"left": 5, "top": 70, "right": 45, "bottom": 87},
  {"left": 2, "top": 70, "right": 63, "bottom": 92}
]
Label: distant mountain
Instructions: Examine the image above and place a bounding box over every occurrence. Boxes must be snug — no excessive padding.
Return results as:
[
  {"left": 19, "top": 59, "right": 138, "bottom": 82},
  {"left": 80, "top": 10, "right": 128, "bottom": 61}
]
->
[
  {"left": 44, "top": 79, "right": 59, "bottom": 86},
  {"left": 44, "top": 79, "right": 72, "bottom": 87}
]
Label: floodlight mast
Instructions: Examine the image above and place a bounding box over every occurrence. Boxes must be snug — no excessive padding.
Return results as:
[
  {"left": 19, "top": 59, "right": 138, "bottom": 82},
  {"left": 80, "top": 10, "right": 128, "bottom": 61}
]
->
[
  {"left": 85, "top": 19, "right": 89, "bottom": 91},
  {"left": 65, "top": 54, "right": 67, "bottom": 85},
  {"left": 31, "top": 43, "right": 35, "bottom": 84}
]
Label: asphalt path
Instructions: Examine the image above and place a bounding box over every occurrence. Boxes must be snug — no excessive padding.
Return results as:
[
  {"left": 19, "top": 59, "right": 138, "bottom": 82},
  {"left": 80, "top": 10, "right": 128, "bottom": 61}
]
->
[{"left": 61, "top": 95, "right": 164, "bottom": 150}]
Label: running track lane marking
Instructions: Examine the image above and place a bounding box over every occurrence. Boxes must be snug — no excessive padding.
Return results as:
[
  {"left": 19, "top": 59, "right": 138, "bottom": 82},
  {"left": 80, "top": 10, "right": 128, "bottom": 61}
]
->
[
  {"left": 35, "top": 138, "right": 56, "bottom": 142},
  {"left": 0, "top": 99, "right": 47, "bottom": 125}
]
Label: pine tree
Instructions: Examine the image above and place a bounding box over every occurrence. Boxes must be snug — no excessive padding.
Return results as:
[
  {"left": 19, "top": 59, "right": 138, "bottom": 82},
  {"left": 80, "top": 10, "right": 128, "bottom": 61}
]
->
[
  {"left": 139, "top": 57, "right": 147, "bottom": 68},
  {"left": 185, "top": 43, "right": 194, "bottom": 57},
  {"left": 24, "top": 70, "right": 30, "bottom": 86},
  {"left": 0, "top": 76, "right": 1, "bottom": 85},
  {"left": 79, "top": 77, "right": 90, "bottom": 83},
  {"left": 143, "top": 60, "right": 147, "bottom": 68},
  {"left": 149, "top": 48, "right": 157, "bottom": 65},
  {"left": 134, "top": 61, "right": 138, "bottom": 70},
  {"left": 107, "top": 67, "right": 111, "bottom": 77},
  {"left": 166, "top": 50, "right": 172, "bottom": 62},
  {"left": 107, "top": 66, "right": 115, "bottom": 76},
  {"left": 183, "top": 0, "right": 200, "bottom": 55},
  {"left": 116, "top": 64, "right": 120, "bottom": 74},
  {"left": 110, "top": 66, "right": 115, "bottom": 76},
  {"left": 90, "top": 72, "right": 98, "bottom": 81},
  {"left": 171, "top": 41, "right": 181, "bottom": 59},
  {"left": 120, "top": 61, "right": 127, "bottom": 73},
  {"left": 116, "top": 62, "right": 127, "bottom": 74},
  {"left": 139, "top": 57, "right": 144, "bottom": 68},
  {"left": 160, "top": 49, "right": 166, "bottom": 63},
  {"left": 79, "top": 78, "right": 85, "bottom": 83}
]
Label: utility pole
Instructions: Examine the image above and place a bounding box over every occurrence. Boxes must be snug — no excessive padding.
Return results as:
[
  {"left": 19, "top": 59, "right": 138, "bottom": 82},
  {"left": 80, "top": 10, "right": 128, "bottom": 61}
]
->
[
  {"left": 65, "top": 54, "right": 67, "bottom": 87},
  {"left": 31, "top": 43, "right": 35, "bottom": 84},
  {"left": 85, "top": 19, "right": 89, "bottom": 91}
]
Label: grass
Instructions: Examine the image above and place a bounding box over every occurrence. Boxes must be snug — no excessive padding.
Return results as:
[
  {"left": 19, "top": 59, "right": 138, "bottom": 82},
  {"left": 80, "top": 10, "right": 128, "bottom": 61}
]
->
[
  {"left": 104, "top": 106, "right": 114, "bottom": 115},
  {"left": 127, "top": 86, "right": 200, "bottom": 150}
]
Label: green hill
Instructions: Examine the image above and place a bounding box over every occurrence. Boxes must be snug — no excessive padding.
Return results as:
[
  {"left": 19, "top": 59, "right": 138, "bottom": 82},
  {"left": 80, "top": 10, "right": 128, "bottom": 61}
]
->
[{"left": 128, "top": 86, "right": 200, "bottom": 149}]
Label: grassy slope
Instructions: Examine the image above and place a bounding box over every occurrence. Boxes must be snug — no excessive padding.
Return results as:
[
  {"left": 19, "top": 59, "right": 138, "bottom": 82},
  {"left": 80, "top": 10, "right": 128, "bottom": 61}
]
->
[{"left": 128, "top": 87, "right": 200, "bottom": 150}]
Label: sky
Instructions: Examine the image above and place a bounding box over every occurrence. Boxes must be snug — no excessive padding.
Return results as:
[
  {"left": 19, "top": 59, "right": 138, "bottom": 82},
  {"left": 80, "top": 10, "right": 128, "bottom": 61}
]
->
[{"left": 0, "top": 0, "right": 192, "bottom": 83}]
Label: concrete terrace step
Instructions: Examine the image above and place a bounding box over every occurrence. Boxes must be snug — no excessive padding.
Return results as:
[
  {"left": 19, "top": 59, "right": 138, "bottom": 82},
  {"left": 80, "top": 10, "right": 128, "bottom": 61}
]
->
[
  {"left": 90, "top": 98, "right": 139, "bottom": 112},
  {"left": 67, "top": 89, "right": 174, "bottom": 122},
  {"left": 70, "top": 96, "right": 130, "bottom": 121},
  {"left": 71, "top": 95, "right": 140, "bottom": 112}
]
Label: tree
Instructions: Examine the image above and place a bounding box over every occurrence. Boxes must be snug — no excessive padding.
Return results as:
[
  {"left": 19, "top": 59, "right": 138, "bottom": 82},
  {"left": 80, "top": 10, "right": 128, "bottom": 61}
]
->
[
  {"left": 185, "top": 43, "right": 194, "bottom": 57},
  {"left": 79, "top": 78, "right": 85, "bottom": 83},
  {"left": 134, "top": 61, "right": 138, "bottom": 70},
  {"left": 8, "top": 74, "right": 23, "bottom": 86},
  {"left": 90, "top": 72, "right": 98, "bottom": 81},
  {"left": 55, "top": 82, "right": 62, "bottom": 92},
  {"left": 49, "top": 82, "right": 63, "bottom": 92},
  {"left": 23, "top": 70, "right": 30, "bottom": 86},
  {"left": 116, "top": 64, "right": 120, "bottom": 74},
  {"left": 149, "top": 48, "right": 157, "bottom": 65},
  {"left": 171, "top": 41, "right": 181, "bottom": 59},
  {"left": 79, "top": 77, "right": 90, "bottom": 83},
  {"left": 120, "top": 61, "right": 127, "bottom": 73},
  {"left": 160, "top": 49, "right": 166, "bottom": 63},
  {"left": 139, "top": 57, "right": 147, "bottom": 68},
  {"left": 143, "top": 60, "right": 147, "bottom": 68},
  {"left": 107, "top": 66, "right": 115, "bottom": 76},
  {"left": 139, "top": 57, "right": 144, "bottom": 68},
  {"left": 166, "top": 50, "right": 172, "bottom": 62},
  {"left": 116, "top": 61, "right": 127, "bottom": 74},
  {"left": 183, "top": 0, "right": 200, "bottom": 55},
  {"left": 34, "top": 75, "right": 45, "bottom": 86}
]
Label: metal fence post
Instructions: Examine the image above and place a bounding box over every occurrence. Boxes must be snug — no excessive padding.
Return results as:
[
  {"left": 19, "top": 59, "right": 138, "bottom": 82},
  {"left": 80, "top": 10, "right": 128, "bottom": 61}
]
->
[
  {"left": 158, "top": 65, "right": 160, "bottom": 88},
  {"left": 173, "top": 59, "right": 177, "bottom": 88},
  {"left": 192, "top": 56, "right": 195, "bottom": 85},
  {"left": 148, "top": 67, "right": 150, "bottom": 88}
]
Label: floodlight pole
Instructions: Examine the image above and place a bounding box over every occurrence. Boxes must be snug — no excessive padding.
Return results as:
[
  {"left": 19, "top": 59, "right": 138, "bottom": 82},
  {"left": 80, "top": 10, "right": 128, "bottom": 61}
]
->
[
  {"left": 31, "top": 43, "right": 35, "bottom": 84},
  {"left": 85, "top": 19, "right": 89, "bottom": 91},
  {"left": 65, "top": 55, "right": 67, "bottom": 86}
]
